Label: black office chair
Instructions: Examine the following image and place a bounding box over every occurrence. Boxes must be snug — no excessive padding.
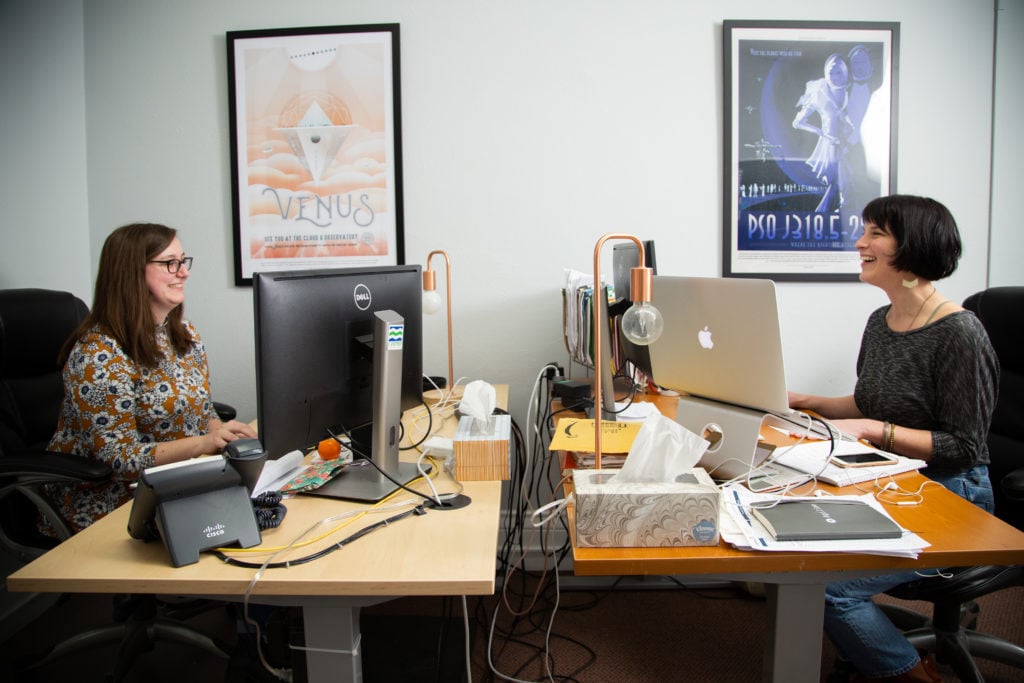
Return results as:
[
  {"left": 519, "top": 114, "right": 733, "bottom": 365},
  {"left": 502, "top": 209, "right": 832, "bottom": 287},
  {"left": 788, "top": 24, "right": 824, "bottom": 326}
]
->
[
  {"left": 0, "top": 289, "right": 112, "bottom": 643},
  {"left": 878, "top": 286, "right": 1024, "bottom": 683},
  {"left": 965, "top": 287, "right": 1024, "bottom": 530},
  {"left": 0, "top": 288, "right": 235, "bottom": 678}
]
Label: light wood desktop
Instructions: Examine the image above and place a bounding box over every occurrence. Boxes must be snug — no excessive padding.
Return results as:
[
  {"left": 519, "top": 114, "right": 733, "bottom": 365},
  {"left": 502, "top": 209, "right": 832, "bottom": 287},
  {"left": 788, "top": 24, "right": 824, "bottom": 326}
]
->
[
  {"left": 9, "top": 386, "right": 508, "bottom": 683},
  {"left": 557, "top": 392, "right": 1024, "bottom": 683}
]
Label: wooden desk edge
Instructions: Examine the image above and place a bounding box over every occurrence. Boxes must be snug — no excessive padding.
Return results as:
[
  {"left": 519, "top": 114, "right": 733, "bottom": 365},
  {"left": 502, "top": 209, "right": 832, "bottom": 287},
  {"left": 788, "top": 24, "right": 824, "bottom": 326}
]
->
[
  {"left": 10, "top": 387, "right": 512, "bottom": 598},
  {"left": 10, "top": 479, "right": 503, "bottom": 597},
  {"left": 565, "top": 470, "right": 1024, "bottom": 575}
]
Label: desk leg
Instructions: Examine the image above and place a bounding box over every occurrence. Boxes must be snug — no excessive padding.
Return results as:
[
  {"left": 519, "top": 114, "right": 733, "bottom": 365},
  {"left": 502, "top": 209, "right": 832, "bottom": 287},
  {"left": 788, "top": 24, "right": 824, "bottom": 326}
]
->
[
  {"left": 302, "top": 604, "right": 363, "bottom": 683},
  {"left": 763, "top": 582, "right": 825, "bottom": 683}
]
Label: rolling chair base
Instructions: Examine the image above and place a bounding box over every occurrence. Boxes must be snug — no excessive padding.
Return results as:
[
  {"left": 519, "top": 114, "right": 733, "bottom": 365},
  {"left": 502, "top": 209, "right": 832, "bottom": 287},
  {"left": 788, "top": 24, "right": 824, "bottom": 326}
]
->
[
  {"left": 22, "top": 615, "right": 230, "bottom": 681},
  {"left": 904, "top": 627, "right": 1024, "bottom": 683}
]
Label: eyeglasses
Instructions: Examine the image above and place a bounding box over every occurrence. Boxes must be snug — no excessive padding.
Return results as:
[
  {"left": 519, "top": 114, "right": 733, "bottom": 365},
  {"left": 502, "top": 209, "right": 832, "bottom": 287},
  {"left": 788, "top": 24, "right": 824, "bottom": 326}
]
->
[{"left": 148, "top": 256, "right": 194, "bottom": 273}]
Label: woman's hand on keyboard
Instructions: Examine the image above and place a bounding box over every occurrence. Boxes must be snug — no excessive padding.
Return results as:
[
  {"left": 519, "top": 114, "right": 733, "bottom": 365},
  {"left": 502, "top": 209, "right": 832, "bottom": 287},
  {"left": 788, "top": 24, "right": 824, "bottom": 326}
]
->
[{"left": 828, "top": 418, "right": 881, "bottom": 446}]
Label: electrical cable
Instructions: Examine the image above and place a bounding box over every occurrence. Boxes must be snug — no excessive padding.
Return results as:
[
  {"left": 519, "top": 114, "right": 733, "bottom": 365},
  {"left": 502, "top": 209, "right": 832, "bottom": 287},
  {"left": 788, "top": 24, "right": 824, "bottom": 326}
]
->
[
  {"left": 399, "top": 398, "right": 433, "bottom": 451},
  {"left": 220, "top": 498, "right": 427, "bottom": 682},
  {"left": 727, "top": 411, "right": 838, "bottom": 497},
  {"left": 324, "top": 425, "right": 443, "bottom": 506},
  {"left": 216, "top": 447, "right": 456, "bottom": 557},
  {"left": 873, "top": 477, "right": 943, "bottom": 506},
  {"left": 480, "top": 363, "right": 595, "bottom": 682},
  {"left": 212, "top": 504, "right": 426, "bottom": 569}
]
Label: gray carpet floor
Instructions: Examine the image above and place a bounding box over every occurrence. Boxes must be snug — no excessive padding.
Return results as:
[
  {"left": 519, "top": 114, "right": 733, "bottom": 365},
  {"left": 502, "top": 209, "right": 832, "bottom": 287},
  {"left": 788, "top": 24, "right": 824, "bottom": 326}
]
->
[{"left": 1, "top": 583, "right": 1021, "bottom": 682}]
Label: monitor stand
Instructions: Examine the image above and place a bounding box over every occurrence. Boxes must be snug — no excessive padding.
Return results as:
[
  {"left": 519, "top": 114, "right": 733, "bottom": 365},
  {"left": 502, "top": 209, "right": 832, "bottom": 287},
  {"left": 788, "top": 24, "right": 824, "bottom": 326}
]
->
[
  {"left": 306, "top": 310, "right": 428, "bottom": 504},
  {"left": 674, "top": 394, "right": 770, "bottom": 481},
  {"left": 313, "top": 459, "right": 425, "bottom": 503}
]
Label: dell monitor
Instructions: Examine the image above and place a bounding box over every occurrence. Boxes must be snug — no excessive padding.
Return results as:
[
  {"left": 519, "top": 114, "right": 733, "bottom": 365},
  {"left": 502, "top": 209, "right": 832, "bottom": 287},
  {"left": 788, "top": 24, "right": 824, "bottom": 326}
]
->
[{"left": 253, "top": 265, "right": 424, "bottom": 500}]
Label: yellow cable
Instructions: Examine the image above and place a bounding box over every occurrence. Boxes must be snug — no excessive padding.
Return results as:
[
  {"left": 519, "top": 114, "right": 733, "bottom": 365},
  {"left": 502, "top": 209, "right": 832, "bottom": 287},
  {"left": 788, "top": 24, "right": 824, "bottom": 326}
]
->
[{"left": 215, "top": 456, "right": 446, "bottom": 554}]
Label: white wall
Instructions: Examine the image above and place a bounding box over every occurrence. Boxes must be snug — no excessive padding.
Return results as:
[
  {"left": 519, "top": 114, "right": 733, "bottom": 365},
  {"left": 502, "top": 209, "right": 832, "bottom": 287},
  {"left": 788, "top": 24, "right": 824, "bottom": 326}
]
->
[
  {"left": 0, "top": 0, "right": 91, "bottom": 297},
  {"left": 990, "top": 0, "right": 1024, "bottom": 286},
  {"left": 2, "top": 0, "right": 1019, "bottom": 435}
]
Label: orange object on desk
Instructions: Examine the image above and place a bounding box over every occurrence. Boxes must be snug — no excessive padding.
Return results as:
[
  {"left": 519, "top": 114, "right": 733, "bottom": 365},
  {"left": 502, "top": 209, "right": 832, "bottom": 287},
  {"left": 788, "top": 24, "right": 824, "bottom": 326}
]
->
[{"left": 317, "top": 437, "right": 343, "bottom": 461}]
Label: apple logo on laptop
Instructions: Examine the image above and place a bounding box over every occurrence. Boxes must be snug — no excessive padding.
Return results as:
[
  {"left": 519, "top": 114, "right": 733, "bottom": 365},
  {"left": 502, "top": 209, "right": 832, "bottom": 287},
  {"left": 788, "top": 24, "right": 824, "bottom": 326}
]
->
[{"left": 697, "top": 325, "right": 714, "bottom": 349}]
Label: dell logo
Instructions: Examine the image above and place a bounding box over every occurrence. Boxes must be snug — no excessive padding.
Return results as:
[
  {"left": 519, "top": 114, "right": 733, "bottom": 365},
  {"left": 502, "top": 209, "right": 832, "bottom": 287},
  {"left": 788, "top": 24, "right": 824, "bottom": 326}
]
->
[{"left": 354, "top": 284, "right": 372, "bottom": 311}]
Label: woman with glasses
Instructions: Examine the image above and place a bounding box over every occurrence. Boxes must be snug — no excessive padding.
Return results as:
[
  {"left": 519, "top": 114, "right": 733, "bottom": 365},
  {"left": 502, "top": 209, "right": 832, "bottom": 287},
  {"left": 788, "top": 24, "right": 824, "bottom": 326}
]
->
[{"left": 46, "top": 222, "right": 256, "bottom": 533}]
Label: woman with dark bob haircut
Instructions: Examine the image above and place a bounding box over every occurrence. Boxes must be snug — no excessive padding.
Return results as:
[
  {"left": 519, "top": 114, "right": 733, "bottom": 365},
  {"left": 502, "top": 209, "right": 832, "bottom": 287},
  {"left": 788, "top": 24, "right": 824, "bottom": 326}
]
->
[
  {"left": 789, "top": 194, "right": 998, "bottom": 682},
  {"left": 47, "top": 223, "right": 256, "bottom": 533}
]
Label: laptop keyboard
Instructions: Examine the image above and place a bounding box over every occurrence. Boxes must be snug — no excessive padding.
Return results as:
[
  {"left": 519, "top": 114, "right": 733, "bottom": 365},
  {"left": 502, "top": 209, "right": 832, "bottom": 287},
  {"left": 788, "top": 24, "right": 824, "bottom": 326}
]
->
[
  {"left": 766, "top": 411, "right": 858, "bottom": 442},
  {"left": 744, "top": 462, "right": 813, "bottom": 493}
]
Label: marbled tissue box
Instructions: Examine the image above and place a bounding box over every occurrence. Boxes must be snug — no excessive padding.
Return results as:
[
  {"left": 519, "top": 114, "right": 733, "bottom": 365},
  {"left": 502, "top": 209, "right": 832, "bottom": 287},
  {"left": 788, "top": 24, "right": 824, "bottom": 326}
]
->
[{"left": 573, "top": 468, "right": 720, "bottom": 547}]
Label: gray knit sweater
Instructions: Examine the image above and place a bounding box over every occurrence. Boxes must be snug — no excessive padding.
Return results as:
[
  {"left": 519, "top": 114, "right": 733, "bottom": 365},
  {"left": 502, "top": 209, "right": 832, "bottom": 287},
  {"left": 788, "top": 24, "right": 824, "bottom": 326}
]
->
[{"left": 853, "top": 307, "right": 998, "bottom": 473}]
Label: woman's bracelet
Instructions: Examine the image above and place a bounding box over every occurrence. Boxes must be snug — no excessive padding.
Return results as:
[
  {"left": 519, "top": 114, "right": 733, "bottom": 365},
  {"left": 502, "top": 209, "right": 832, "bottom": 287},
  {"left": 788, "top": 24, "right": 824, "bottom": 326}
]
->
[{"left": 886, "top": 421, "right": 897, "bottom": 453}]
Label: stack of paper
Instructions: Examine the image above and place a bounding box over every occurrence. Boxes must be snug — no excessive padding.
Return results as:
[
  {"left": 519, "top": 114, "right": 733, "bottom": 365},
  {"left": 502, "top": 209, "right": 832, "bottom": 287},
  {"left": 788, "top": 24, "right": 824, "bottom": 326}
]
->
[
  {"left": 769, "top": 440, "right": 926, "bottom": 487},
  {"left": 562, "top": 270, "right": 596, "bottom": 367},
  {"left": 719, "top": 484, "right": 930, "bottom": 558}
]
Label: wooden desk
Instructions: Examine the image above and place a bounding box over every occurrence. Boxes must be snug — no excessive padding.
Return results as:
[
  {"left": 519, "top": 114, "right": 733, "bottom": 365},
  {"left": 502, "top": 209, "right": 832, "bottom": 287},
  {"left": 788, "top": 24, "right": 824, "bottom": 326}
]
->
[
  {"left": 558, "top": 393, "right": 1024, "bottom": 683},
  {"left": 9, "top": 389, "right": 507, "bottom": 683}
]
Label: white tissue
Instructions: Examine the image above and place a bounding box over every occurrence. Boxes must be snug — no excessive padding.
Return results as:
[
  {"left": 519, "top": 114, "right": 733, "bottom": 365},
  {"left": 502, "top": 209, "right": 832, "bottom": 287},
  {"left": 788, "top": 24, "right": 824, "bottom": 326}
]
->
[
  {"left": 460, "top": 379, "right": 497, "bottom": 430},
  {"left": 612, "top": 412, "right": 709, "bottom": 483},
  {"left": 252, "top": 450, "right": 304, "bottom": 496}
]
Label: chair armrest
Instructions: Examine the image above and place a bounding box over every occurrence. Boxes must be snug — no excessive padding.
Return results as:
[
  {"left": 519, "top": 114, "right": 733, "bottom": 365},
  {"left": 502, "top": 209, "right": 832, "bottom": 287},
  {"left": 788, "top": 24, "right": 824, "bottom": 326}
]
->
[
  {"left": 0, "top": 449, "right": 111, "bottom": 483},
  {"left": 1004, "top": 467, "right": 1024, "bottom": 501}
]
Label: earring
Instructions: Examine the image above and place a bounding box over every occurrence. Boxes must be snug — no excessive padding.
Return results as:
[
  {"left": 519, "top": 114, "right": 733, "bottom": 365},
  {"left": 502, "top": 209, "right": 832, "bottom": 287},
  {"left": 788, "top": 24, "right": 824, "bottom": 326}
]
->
[{"left": 901, "top": 277, "right": 919, "bottom": 288}]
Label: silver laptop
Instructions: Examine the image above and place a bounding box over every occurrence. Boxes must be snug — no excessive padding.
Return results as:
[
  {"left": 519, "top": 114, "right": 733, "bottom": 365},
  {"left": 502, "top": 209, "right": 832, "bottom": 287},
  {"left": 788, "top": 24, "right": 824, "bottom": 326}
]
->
[
  {"left": 649, "top": 276, "right": 790, "bottom": 414},
  {"left": 647, "top": 276, "right": 811, "bottom": 481}
]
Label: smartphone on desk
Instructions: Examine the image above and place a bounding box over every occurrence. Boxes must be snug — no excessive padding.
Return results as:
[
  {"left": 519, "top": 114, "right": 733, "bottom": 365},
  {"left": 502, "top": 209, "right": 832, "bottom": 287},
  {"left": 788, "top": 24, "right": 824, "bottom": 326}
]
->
[{"left": 830, "top": 451, "right": 898, "bottom": 468}]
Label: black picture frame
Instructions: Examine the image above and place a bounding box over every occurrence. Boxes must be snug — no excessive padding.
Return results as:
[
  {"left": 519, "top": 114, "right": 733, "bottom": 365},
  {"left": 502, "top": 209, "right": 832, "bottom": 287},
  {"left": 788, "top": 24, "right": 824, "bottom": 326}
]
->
[
  {"left": 723, "top": 20, "right": 900, "bottom": 281},
  {"left": 227, "top": 24, "right": 405, "bottom": 286}
]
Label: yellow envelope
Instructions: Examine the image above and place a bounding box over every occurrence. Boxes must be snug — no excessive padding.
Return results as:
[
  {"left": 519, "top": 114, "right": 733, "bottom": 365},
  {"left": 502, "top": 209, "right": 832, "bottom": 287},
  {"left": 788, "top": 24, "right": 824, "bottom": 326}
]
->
[{"left": 549, "top": 418, "right": 642, "bottom": 453}]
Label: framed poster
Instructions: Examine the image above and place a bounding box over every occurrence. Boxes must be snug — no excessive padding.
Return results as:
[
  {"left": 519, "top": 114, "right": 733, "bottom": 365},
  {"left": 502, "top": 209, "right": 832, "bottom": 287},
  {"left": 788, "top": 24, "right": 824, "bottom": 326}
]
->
[
  {"left": 227, "top": 24, "right": 405, "bottom": 285},
  {"left": 723, "top": 21, "right": 899, "bottom": 281}
]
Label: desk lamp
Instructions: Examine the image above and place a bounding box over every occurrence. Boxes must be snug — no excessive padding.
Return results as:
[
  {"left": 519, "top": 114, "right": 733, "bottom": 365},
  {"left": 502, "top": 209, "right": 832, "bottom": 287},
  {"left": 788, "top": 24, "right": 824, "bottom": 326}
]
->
[
  {"left": 592, "top": 234, "right": 663, "bottom": 469},
  {"left": 422, "top": 249, "right": 454, "bottom": 392}
]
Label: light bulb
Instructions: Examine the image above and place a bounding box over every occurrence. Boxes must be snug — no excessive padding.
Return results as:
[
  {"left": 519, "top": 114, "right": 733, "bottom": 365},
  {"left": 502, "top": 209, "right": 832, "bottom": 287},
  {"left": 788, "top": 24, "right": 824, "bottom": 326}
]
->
[
  {"left": 423, "top": 289, "right": 442, "bottom": 315},
  {"left": 621, "top": 301, "right": 663, "bottom": 345}
]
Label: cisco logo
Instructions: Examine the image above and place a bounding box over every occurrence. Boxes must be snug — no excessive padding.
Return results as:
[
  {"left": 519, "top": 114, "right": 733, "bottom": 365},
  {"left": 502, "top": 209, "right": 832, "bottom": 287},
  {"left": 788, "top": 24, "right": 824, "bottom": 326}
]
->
[
  {"left": 354, "top": 283, "right": 372, "bottom": 311},
  {"left": 203, "top": 523, "right": 226, "bottom": 539}
]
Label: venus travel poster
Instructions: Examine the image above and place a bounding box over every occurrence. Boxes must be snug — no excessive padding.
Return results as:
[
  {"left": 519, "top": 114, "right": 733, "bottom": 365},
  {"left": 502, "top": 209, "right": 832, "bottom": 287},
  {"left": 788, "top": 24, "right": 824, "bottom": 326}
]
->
[{"left": 227, "top": 25, "right": 405, "bottom": 285}]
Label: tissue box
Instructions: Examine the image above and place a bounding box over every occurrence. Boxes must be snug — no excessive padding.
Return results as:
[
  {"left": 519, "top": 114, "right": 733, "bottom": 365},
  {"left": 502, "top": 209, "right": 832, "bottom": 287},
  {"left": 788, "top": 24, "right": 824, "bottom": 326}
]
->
[
  {"left": 572, "top": 468, "right": 720, "bottom": 547},
  {"left": 453, "top": 414, "right": 511, "bottom": 480}
]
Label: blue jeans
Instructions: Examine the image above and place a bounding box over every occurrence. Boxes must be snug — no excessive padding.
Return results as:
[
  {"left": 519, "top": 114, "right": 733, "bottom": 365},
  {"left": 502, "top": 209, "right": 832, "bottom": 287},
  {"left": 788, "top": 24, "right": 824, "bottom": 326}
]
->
[{"left": 823, "top": 465, "right": 994, "bottom": 678}]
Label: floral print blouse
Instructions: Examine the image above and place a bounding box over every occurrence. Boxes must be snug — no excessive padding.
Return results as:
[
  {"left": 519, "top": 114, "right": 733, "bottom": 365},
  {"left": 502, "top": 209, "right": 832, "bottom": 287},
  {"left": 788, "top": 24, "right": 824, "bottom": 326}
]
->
[{"left": 47, "top": 321, "right": 217, "bottom": 533}]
